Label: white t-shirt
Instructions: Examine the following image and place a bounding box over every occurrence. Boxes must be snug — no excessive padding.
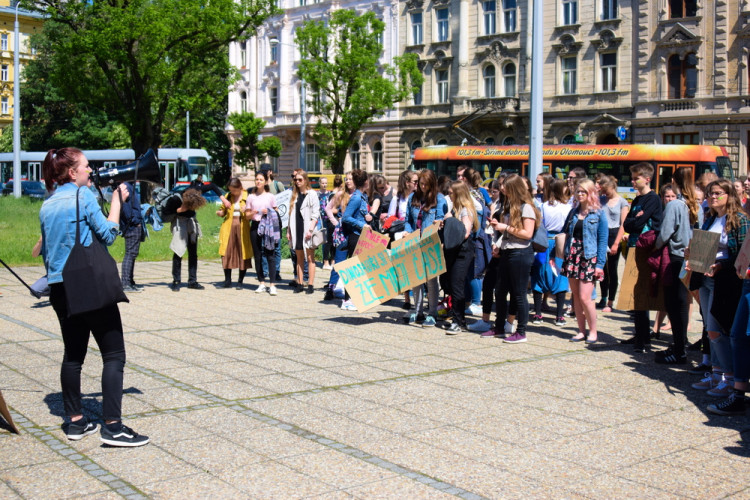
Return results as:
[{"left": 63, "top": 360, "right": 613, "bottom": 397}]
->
[
  {"left": 708, "top": 215, "right": 729, "bottom": 260},
  {"left": 541, "top": 201, "right": 571, "bottom": 233}
]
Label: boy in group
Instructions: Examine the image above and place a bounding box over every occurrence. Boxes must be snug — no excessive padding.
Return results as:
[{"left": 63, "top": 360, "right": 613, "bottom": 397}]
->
[{"left": 621, "top": 162, "right": 663, "bottom": 352}]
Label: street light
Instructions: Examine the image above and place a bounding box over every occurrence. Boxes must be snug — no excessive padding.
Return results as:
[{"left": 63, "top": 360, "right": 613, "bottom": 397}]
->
[{"left": 12, "top": 0, "right": 21, "bottom": 198}]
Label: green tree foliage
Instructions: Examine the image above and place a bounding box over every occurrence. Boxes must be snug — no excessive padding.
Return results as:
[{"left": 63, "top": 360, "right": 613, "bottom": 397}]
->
[
  {"left": 227, "top": 112, "right": 282, "bottom": 172},
  {"left": 295, "top": 9, "right": 423, "bottom": 174},
  {"left": 25, "top": 0, "right": 278, "bottom": 155}
]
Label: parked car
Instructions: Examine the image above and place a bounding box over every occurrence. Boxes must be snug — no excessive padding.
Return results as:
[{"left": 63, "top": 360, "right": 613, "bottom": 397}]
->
[
  {"left": 171, "top": 184, "right": 225, "bottom": 205},
  {"left": 2, "top": 180, "right": 47, "bottom": 199}
]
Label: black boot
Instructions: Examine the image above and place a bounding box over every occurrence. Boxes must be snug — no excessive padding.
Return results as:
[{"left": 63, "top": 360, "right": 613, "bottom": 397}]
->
[{"left": 222, "top": 269, "right": 231, "bottom": 288}]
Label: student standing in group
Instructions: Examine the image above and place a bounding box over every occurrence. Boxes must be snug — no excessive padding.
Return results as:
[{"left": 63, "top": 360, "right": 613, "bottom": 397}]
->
[
  {"left": 597, "top": 175, "right": 629, "bottom": 312},
  {"left": 653, "top": 167, "right": 701, "bottom": 364},
  {"left": 487, "top": 174, "right": 540, "bottom": 343},
  {"left": 562, "top": 179, "right": 608, "bottom": 344},
  {"left": 119, "top": 181, "right": 144, "bottom": 293},
  {"left": 246, "top": 171, "right": 279, "bottom": 295},
  {"left": 287, "top": 171, "right": 320, "bottom": 294},
  {"left": 325, "top": 172, "right": 355, "bottom": 301},
  {"left": 170, "top": 188, "right": 207, "bottom": 291},
  {"left": 217, "top": 178, "right": 253, "bottom": 290},
  {"left": 340, "top": 169, "right": 371, "bottom": 311},
  {"left": 404, "top": 170, "right": 448, "bottom": 327},
  {"left": 444, "top": 181, "right": 478, "bottom": 334},
  {"left": 318, "top": 177, "right": 333, "bottom": 270},
  {"left": 40, "top": 148, "right": 149, "bottom": 446},
  {"left": 621, "top": 162, "right": 663, "bottom": 352},
  {"left": 389, "top": 170, "right": 419, "bottom": 310}
]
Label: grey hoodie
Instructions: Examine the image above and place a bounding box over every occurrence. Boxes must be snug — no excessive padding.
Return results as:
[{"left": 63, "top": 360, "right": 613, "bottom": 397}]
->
[{"left": 656, "top": 196, "right": 703, "bottom": 258}]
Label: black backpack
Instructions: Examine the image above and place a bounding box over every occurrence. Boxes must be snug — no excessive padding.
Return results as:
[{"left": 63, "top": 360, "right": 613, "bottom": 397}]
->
[{"left": 152, "top": 187, "right": 181, "bottom": 224}]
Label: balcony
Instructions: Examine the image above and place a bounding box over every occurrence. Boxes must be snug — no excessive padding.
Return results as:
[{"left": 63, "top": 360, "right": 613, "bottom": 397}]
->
[
  {"left": 660, "top": 99, "right": 698, "bottom": 112},
  {"left": 467, "top": 97, "right": 520, "bottom": 113}
]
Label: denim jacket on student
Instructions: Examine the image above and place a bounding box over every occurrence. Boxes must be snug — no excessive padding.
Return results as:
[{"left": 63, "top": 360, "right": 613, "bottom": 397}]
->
[
  {"left": 39, "top": 183, "right": 120, "bottom": 285},
  {"left": 342, "top": 189, "right": 368, "bottom": 236},
  {"left": 563, "top": 206, "right": 609, "bottom": 268},
  {"left": 404, "top": 192, "right": 448, "bottom": 234}
]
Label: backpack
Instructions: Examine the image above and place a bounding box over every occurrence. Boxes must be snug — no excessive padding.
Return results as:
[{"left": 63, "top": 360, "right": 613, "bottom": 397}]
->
[
  {"left": 472, "top": 197, "right": 493, "bottom": 278},
  {"left": 152, "top": 187, "right": 181, "bottom": 224}
]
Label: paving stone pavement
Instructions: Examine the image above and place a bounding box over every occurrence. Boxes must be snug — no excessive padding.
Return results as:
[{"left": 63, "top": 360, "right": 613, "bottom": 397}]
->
[{"left": 0, "top": 260, "right": 748, "bottom": 499}]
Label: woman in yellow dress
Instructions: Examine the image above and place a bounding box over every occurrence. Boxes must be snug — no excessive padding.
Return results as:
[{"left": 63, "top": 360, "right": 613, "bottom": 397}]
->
[{"left": 217, "top": 178, "right": 253, "bottom": 289}]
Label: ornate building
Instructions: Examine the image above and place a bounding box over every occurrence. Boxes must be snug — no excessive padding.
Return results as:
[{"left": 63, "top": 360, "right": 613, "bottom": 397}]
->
[{"left": 0, "top": 1, "right": 44, "bottom": 133}]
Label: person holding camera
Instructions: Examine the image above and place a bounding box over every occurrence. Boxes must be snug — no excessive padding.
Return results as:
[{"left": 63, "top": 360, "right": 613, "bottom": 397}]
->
[{"left": 39, "top": 148, "right": 149, "bottom": 447}]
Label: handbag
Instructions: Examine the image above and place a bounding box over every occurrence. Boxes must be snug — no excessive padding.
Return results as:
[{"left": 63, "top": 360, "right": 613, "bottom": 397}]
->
[
  {"left": 310, "top": 229, "right": 325, "bottom": 249},
  {"left": 62, "top": 188, "right": 129, "bottom": 317},
  {"left": 531, "top": 224, "right": 549, "bottom": 253}
]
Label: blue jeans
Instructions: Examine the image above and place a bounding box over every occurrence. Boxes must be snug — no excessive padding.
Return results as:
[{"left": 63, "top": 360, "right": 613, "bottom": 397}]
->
[
  {"left": 731, "top": 279, "right": 750, "bottom": 383},
  {"left": 328, "top": 245, "right": 349, "bottom": 287},
  {"left": 262, "top": 244, "right": 283, "bottom": 281},
  {"left": 700, "top": 276, "right": 733, "bottom": 373}
]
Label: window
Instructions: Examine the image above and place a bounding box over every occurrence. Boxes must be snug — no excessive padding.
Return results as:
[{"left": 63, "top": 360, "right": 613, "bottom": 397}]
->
[
  {"left": 240, "top": 91, "right": 247, "bottom": 113},
  {"left": 668, "top": 53, "right": 697, "bottom": 99},
  {"left": 669, "top": 0, "right": 697, "bottom": 18},
  {"left": 305, "top": 144, "right": 320, "bottom": 172},
  {"left": 270, "top": 87, "right": 278, "bottom": 115},
  {"left": 239, "top": 41, "right": 247, "bottom": 68},
  {"left": 1, "top": 97, "right": 7, "bottom": 115},
  {"left": 436, "top": 9, "right": 449, "bottom": 42},
  {"left": 664, "top": 132, "right": 699, "bottom": 145},
  {"left": 1, "top": 65, "right": 7, "bottom": 82},
  {"left": 503, "top": 63, "right": 516, "bottom": 97},
  {"left": 437, "top": 139, "right": 448, "bottom": 145},
  {"left": 484, "top": 137, "right": 495, "bottom": 145},
  {"left": 411, "top": 140, "right": 422, "bottom": 154},
  {"left": 483, "top": 65, "right": 496, "bottom": 98},
  {"left": 350, "top": 143, "right": 360, "bottom": 170},
  {"left": 601, "top": 0, "right": 617, "bottom": 20},
  {"left": 562, "top": 57, "right": 577, "bottom": 94},
  {"left": 373, "top": 142, "right": 383, "bottom": 172},
  {"left": 483, "top": 1, "right": 497, "bottom": 35},
  {"left": 503, "top": 136, "right": 516, "bottom": 145},
  {"left": 600, "top": 53, "right": 616, "bottom": 91},
  {"left": 411, "top": 13, "right": 423, "bottom": 45},
  {"left": 562, "top": 0, "right": 578, "bottom": 25},
  {"left": 270, "top": 39, "right": 279, "bottom": 64},
  {"left": 436, "top": 70, "right": 449, "bottom": 103},
  {"left": 561, "top": 134, "right": 576, "bottom": 144},
  {"left": 413, "top": 84, "right": 423, "bottom": 105},
  {"left": 502, "top": 0, "right": 516, "bottom": 32}
]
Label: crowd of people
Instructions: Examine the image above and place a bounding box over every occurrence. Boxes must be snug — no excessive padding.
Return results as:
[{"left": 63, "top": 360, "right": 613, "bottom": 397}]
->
[{"left": 37, "top": 149, "right": 750, "bottom": 449}]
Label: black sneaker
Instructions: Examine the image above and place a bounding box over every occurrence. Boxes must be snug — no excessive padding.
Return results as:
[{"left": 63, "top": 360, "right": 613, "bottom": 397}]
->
[
  {"left": 65, "top": 419, "right": 99, "bottom": 441},
  {"left": 122, "top": 285, "right": 142, "bottom": 293},
  {"left": 306, "top": 284, "right": 314, "bottom": 294},
  {"left": 654, "top": 348, "right": 686, "bottom": 364},
  {"left": 100, "top": 423, "right": 150, "bottom": 447},
  {"left": 324, "top": 287, "right": 334, "bottom": 301},
  {"left": 445, "top": 322, "right": 464, "bottom": 335},
  {"left": 221, "top": 280, "right": 232, "bottom": 288},
  {"left": 187, "top": 282, "right": 204, "bottom": 290},
  {"left": 687, "top": 339, "right": 702, "bottom": 352},
  {"left": 707, "top": 390, "right": 746, "bottom": 416},
  {"left": 688, "top": 362, "right": 712, "bottom": 375},
  {"left": 620, "top": 336, "right": 637, "bottom": 345},
  {"left": 169, "top": 281, "right": 180, "bottom": 292},
  {"left": 633, "top": 343, "right": 651, "bottom": 353}
]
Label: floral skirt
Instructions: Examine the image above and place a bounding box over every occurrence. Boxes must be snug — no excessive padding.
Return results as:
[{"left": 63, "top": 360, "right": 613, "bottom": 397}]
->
[{"left": 562, "top": 237, "right": 602, "bottom": 282}]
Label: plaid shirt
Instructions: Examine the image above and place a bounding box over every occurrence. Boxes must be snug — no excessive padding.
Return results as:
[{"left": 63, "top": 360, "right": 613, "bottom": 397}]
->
[{"left": 702, "top": 210, "right": 750, "bottom": 264}]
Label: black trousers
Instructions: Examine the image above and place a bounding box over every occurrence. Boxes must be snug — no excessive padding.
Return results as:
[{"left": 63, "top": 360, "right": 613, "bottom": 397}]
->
[
  {"left": 663, "top": 255, "right": 689, "bottom": 356},
  {"left": 250, "top": 221, "right": 276, "bottom": 282},
  {"left": 600, "top": 228, "right": 621, "bottom": 302},
  {"left": 50, "top": 284, "right": 126, "bottom": 421},
  {"left": 172, "top": 238, "right": 198, "bottom": 284},
  {"left": 494, "top": 246, "right": 534, "bottom": 335},
  {"left": 445, "top": 239, "right": 475, "bottom": 326}
]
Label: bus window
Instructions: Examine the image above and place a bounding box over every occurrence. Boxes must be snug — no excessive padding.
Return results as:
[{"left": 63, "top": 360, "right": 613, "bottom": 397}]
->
[
  {"left": 715, "top": 156, "right": 734, "bottom": 180},
  {"left": 657, "top": 164, "right": 674, "bottom": 192}
]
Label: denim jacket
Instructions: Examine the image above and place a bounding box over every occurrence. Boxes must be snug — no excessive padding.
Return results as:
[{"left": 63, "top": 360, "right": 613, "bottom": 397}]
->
[
  {"left": 404, "top": 193, "right": 448, "bottom": 234},
  {"left": 39, "top": 183, "right": 120, "bottom": 284},
  {"left": 563, "top": 207, "right": 608, "bottom": 269},
  {"left": 342, "top": 189, "right": 368, "bottom": 236}
]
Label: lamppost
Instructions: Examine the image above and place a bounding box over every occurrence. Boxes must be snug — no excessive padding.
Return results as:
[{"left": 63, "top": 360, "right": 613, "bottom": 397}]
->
[{"left": 12, "top": 0, "right": 21, "bottom": 198}]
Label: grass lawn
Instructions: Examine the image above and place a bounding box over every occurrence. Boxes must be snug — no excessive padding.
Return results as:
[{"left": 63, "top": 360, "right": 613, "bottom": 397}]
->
[{"left": 0, "top": 196, "right": 296, "bottom": 267}]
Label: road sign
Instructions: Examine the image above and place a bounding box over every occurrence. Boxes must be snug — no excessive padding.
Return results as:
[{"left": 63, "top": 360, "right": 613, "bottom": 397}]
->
[{"left": 616, "top": 126, "right": 627, "bottom": 141}]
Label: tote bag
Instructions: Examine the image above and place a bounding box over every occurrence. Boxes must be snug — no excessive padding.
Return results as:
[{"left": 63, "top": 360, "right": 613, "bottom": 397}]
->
[{"left": 62, "top": 188, "right": 128, "bottom": 317}]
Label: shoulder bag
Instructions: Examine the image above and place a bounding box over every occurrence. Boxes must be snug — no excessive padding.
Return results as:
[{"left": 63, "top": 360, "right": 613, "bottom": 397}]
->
[
  {"left": 531, "top": 206, "right": 548, "bottom": 253},
  {"left": 62, "top": 188, "right": 128, "bottom": 317}
]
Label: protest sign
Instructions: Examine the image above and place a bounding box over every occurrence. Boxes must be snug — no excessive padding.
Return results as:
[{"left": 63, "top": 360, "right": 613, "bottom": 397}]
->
[
  {"left": 389, "top": 230, "right": 423, "bottom": 293},
  {"left": 353, "top": 226, "right": 390, "bottom": 256},
  {"left": 735, "top": 232, "right": 750, "bottom": 277},
  {"left": 616, "top": 247, "right": 664, "bottom": 311},
  {"left": 687, "top": 229, "right": 720, "bottom": 275},
  {"left": 274, "top": 190, "right": 292, "bottom": 229},
  {"left": 334, "top": 246, "right": 400, "bottom": 312},
  {"left": 419, "top": 223, "right": 445, "bottom": 280}
]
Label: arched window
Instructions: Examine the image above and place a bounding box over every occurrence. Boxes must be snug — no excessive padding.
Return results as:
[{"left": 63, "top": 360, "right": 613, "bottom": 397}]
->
[
  {"left": 485, "top": 137, "right": 495, "bottom": 145},
  {"left": 306, "top": 144, "right": 320, "bottom": 173},
  {"left": 350, "top": 143, "right": 360, "bottom": 170},
  {"left": 239, "top": 41, "right": 247, "bottom": 67},
  {"left": 373, "top": 142, "right": 383, "bottom": 172},
  {"left": 503, "top": 63, "right": 516, "bottom": 97},
  {"left": 411, "top": 140, "right": 422, "bottom": 155},
  {"left": 503, "top": 136, "right": 516, "bottom": 145},
  {"left": 436, "top": 138, "right": 448, "bottom": 145},
  {"left": 561, "top": 134, "right": 576, "bottom": 144},
  {"left": 483, "top": 65, "right": 496, "bottom": 98},
  {"left": 240, "top": 91, "right": 247, "bottom": 113}
]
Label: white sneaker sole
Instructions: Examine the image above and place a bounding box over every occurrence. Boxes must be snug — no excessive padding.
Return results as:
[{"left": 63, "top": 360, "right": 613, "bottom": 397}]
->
[
  {"left": 100, "top": 435, "right": 150, "bottom": 447},
  {"left": 67, "top": 423, "right": 99, "bottom": 441}
]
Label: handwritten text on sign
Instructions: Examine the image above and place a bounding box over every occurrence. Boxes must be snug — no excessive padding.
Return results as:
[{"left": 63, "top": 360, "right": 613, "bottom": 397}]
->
[{"left": 353, "top": 226, "right": 390, "bottom": 256}]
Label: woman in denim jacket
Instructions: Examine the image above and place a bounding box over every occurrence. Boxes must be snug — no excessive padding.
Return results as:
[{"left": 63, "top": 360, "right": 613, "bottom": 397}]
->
[
  {"left": 39, "top": 148, "right": 149, "bottom": 447},
  {"left": 403, "top": 169, "right": 448, "bottom": 326},
  {"left": 339, "top": 169, "right": 371, "bottom": 311},
  {"left": 562, "top": 178, "right": 608, "bottom": 344}
]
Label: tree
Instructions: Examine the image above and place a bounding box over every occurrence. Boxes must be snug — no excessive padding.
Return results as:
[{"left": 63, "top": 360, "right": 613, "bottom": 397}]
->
[
  {"left": 295, "top": 9, "right": 423, "bottom": 174},
  {"left": 227, "top": 112, "right": 282, "bottom": 171},
  {"left": 26, "top": 0, "right": 279, "bottom": 156}
]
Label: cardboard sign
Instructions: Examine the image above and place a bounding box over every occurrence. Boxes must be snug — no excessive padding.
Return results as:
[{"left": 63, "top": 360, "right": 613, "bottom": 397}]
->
[
  {"left": 418, "top": 223, "right": 446, "bottom": 280},
  {"left": 616, "top": 247, "right": 664, "bottom": 311},
  {"left": 335, "top": 246, "right": 401, "bottom": 312},
  {"left": 389, "top": 230, "right": 423, "bottom": 293},
  {"left": 274, "top": 190, "right": 292, "bottom": 229},
  {"left": 353, "top": 226, "right": 390, "bottom": 256},
  {"left": 735, "top": 233, "right": 750, "bottom": 277},
  {"left": 687, "top": 229, "right": 720, "bottom": 275}
]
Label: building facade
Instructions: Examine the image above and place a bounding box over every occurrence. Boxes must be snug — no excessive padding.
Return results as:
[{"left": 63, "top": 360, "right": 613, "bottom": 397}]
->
[
  {"left": 228, "top": 0, "right": 750, "bottom": 180},
  {"left": 0, "top": 1, "right": 44, "bottom": 133}
]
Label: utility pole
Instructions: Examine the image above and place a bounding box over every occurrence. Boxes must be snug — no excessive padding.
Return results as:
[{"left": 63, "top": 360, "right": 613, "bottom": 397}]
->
[
  {"left": 12, "top": 0, "right": 21, "bottom": 197},
  {"left": 528, "top": 0, "right": 544, "bottom": 182}
]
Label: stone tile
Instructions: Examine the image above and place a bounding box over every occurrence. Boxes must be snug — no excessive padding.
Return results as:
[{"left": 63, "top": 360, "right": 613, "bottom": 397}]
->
[
  {"left": 348, "top": 406, "right": 445, "bottom": 434},
  {"left": 252, "top": 374, "right": 319, "bottom": 394},
  {"left": 218, "top": 461, "right": 332, "bottom": 498},
  {"left": 238, "top": 425, "right": 328, "bottom": 459},
  {"left": 142, "top": 472, "right": 246, "bottom": 498},
  {"left": 344, "top": 475, "right": 457, "bottom": 499},
  {"left": 281, "top": 449, "right": 396, "bottom": 489},
  {"left": 0, "top": 435, "right": 62, "bottom": 470},
  {"left": 191, "top": 380, "right": 262, "bottom": 400},
  {"left": 88, "top": 444, "right": 202, "bottom": 484},
  {"left": 0, "top": 461, "right": 108, "bottom": 498},
  {"left": 288, "top": 369, "right": 360, "bottom": 388},
  {"left": 130, "top": 387, "right": 209, "bottom": 410},
  {"left": 162, "top": 435, "right": 266, "bottom": 474}
]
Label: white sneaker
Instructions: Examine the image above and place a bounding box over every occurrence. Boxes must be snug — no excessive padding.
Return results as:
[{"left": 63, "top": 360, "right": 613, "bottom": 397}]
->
[
  {"left": 255, "top": 284, "right": 268, "bottom": 293},
  {"left": 504, "top": 320, "right": 516, "bottom": 334},
  {"left": 465, "top": 303, "right": 483, "bottom": 316},
  {"left": 323, "top": 264, "right": 332, "bottom": 270},
  {"left": 268, "top": 285, "right": 277, "bottom": 296},
  {"left": 468, "top": 319, "right": 492, "bottom": 332},
  {"left": 692, "top": 372, "right": 722, "bottom": 391},
  {"left": 341, "top": 300, "right": 357, "bottom": 311}
]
